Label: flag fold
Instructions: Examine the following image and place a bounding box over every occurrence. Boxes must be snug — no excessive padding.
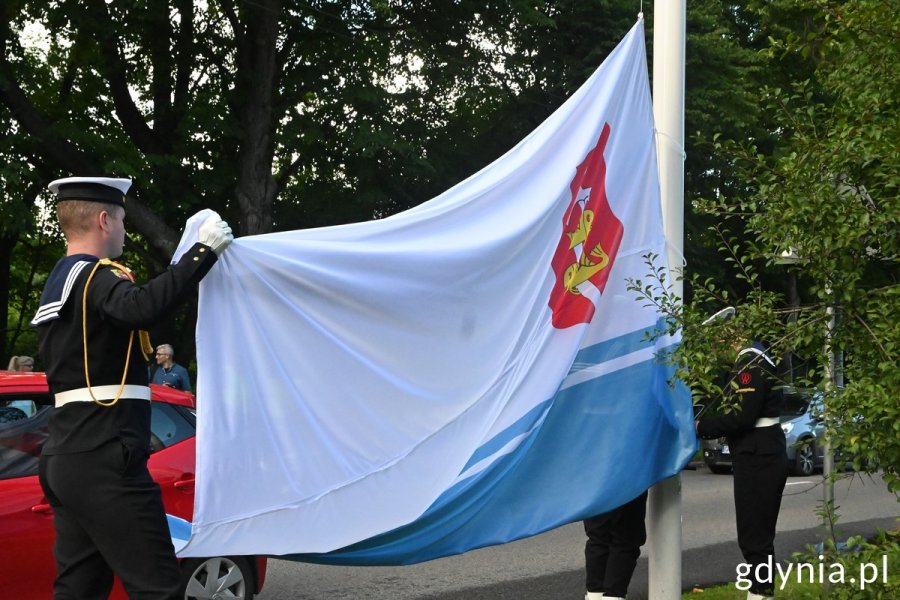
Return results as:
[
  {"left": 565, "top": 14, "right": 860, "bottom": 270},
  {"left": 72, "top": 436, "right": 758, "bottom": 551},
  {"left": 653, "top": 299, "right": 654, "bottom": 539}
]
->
[{"left": 181, "top": 18, "right": 696, "bottom": 563}]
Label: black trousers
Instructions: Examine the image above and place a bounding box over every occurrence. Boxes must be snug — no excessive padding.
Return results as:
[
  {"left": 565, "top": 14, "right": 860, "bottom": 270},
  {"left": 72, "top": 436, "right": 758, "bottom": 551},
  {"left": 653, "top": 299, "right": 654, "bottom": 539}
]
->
[
  {"left": 732, "top": 440, "right": 788, "bottom": 595},
  {"left": 583, "top": 491, "right": 648, "bottom": 597},
  {"left": 39, "top": 440, "right": 182, "bottom": 600}
]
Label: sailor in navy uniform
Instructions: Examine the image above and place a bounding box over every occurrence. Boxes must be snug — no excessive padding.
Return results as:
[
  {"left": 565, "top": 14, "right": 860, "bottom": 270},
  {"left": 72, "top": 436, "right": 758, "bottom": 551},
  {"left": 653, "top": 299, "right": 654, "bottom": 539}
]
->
[
  {"left": 583, "top": 490, "right": 649, "bottom": 600},
  {"left": 696, "top": 324, "right": 788, "bottom": 600},
  {"left": 32, "top": 177, "right": 233, "bottom": 600}
]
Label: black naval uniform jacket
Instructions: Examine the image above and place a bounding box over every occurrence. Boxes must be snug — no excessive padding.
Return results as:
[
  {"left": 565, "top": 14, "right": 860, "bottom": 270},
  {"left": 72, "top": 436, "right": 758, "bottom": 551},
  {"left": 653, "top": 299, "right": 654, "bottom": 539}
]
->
[
  {"left": 696, "top": 343, "right": 787, "bottom": 595},
  {"left": 32, "top": 242, "right": 217, "bottom": 455},
  {"left": 696, "top": 344, "right": 784, "bottom": 454}
]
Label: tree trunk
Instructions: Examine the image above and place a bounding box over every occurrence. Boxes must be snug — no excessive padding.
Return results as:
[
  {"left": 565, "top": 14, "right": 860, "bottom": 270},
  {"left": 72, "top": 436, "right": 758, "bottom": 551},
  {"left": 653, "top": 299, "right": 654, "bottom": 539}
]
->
[
  {"left": 0, "top": 234, "right": 14, "bottom": 362},
  {"left": 234, "top": 0, "right": 281, "bottom": 236}
]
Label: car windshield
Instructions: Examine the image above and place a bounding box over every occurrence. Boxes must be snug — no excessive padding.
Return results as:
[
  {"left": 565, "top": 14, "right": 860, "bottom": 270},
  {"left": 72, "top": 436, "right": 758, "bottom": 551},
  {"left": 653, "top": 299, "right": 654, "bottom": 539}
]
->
[{"left": 780, "top": 393, "right": 810, "bottom": 417}]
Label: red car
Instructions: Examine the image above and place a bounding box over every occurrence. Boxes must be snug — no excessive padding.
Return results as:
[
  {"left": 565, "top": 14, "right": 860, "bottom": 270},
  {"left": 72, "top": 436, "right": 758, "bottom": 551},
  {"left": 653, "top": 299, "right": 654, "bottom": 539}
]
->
[{"left": 0, "top": 371, "right": 266, "bottom": 599}]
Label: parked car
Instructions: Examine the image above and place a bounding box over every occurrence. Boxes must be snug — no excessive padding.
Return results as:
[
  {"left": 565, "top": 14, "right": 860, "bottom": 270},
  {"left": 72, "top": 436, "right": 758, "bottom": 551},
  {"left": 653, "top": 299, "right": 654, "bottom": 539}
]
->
[
  {"left": 0, "top": 371, "right": 267, "bottom": 600},
  {"left": 701, "top": 388, "right": 826, "bottom": 476},
  {"left": 780, "top": 390, "right": 826, "bottom": 476}
]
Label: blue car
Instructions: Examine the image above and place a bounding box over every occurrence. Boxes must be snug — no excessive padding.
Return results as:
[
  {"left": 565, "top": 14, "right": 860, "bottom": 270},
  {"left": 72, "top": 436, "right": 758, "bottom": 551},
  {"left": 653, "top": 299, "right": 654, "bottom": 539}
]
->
[{"left": 780, "top": 390, "right": 826, "bottom": 476}]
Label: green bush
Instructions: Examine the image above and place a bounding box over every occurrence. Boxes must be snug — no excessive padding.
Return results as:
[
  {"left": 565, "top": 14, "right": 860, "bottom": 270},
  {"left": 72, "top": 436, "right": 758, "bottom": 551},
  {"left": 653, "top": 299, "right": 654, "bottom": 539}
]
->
[{"left": 786, "top": 530, "right": 899, "bottom": 599}]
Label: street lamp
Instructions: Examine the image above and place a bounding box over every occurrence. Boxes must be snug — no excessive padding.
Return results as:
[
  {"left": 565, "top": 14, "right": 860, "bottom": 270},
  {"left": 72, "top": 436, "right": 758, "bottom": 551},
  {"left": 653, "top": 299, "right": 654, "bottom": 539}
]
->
[
  {"left": 774, "top": 247, "right": 837, "bottom": 547},
  {"left": 775, "top": 248, "right": 801, "bottom": 266},
  {"left": 775, "top": 248, "right": 801, "bottom": 383}
]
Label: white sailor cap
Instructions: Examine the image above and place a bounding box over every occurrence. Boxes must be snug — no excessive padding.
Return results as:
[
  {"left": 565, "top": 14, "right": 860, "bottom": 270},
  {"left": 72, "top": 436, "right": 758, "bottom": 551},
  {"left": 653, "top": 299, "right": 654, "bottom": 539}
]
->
[
  {"left": 48, "top": 177, "right": 132, "bottom": 208},
  {"left": 702, "top": 306, "right": 735, "bottom": 325}
]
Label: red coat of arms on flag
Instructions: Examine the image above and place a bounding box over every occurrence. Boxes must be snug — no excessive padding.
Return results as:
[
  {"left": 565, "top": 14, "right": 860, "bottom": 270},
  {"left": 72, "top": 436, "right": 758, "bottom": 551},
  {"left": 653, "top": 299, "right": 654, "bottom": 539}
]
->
[{"left": 548, "top": 123, "right": 624, "bottom": 329}]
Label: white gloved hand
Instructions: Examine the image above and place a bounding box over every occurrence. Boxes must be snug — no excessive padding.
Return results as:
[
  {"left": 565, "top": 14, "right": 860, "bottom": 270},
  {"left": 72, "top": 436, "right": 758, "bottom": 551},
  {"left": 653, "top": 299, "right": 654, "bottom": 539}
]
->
[{"left": 198, "top": 214, "right": 234, "bottom": 256}]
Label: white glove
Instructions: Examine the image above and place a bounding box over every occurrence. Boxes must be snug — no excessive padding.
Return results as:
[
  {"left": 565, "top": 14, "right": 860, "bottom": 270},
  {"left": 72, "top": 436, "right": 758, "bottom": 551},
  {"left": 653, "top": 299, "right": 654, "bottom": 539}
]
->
[{"left": 198, "top": 214, "right": 234, "bottom": 256}]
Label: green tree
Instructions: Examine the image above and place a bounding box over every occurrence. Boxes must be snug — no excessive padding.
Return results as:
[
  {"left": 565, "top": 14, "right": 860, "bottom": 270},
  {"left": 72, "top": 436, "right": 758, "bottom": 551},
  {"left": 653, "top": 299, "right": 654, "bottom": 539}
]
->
[
  {"left": 0, "top": 1, "right": 778, "bottom": 366},
  {"left": 646, "top": 0, "right": 899, "bottom": 491},
  {"left": 0, "top": 0, "right": 557, "bottom": 357}
]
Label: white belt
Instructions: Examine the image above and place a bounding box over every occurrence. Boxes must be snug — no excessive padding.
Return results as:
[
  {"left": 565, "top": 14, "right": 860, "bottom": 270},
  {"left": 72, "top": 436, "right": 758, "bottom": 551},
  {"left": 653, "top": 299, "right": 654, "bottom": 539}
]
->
[
  {"left": 755, "top": 416, "right": 780, "bottom": 428},
  {"left": 55, "top": 385, "right": 152, "bottom": 407}
]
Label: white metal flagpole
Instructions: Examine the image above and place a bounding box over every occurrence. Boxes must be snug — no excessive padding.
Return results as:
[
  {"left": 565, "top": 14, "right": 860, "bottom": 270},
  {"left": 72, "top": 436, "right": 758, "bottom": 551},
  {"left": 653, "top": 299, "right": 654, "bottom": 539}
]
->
[{"left": 648, "top": 1, "right": 686, "bottom": 598}]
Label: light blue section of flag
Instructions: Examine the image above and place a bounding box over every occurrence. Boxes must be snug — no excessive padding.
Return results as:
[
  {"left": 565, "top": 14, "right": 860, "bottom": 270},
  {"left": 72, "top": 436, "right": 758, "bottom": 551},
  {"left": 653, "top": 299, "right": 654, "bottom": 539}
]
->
[
  {"left": 168, "top": 514, "right": 192, "bottom": 554},
  {"left": 289, "top": 326, "right": 695, "bottom": 566}
]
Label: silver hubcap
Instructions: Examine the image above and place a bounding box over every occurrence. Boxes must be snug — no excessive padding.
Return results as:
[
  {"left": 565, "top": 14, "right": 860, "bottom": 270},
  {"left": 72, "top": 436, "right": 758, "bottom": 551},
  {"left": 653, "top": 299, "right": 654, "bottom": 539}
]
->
[
  {"left": 798, "top": 446, "right": 814, "bottom": 474},
  {"left": 184, "top": 557, "right": 248, "bottom": 600}
]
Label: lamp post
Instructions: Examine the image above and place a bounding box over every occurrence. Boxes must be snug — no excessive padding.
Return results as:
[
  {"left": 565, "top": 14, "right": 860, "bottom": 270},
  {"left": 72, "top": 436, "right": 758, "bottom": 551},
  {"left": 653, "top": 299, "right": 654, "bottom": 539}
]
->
[
  {"left": 821, "top": 290, "right": 839, "bottom": 545},
  {"left": 775, "top": 249, "right": 836, "bottom": 546}
]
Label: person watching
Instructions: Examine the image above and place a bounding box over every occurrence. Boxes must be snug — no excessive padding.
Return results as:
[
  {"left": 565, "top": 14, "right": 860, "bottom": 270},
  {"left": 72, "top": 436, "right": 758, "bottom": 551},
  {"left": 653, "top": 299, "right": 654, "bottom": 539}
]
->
[
  {"left": 150, "top": 344, "right": 192, "bottom": 392},
  {"left": 7, "top": 355, "right": 35, "bottom": 372}
]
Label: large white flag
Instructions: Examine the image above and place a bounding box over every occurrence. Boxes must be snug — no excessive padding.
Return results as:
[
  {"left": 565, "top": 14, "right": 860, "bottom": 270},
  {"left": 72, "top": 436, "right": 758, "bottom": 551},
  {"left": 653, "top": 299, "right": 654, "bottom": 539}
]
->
[{"left": 180, "top": 18, "right": 695, "bottom": 562}]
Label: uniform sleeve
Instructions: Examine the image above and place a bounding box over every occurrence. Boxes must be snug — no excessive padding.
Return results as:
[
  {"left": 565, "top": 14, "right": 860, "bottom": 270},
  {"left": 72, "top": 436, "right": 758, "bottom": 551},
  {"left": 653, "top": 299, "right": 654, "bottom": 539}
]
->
[
  {"left": 88, "top": 243, "right": 218, "bottom": 328},
  {"left": 696, "top": 360, "right": 769, "bottom": 439}
]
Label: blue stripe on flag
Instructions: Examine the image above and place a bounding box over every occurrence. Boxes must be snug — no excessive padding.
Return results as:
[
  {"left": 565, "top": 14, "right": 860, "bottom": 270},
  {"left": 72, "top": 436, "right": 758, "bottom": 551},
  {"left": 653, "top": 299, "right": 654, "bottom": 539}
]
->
[
  {"left": 568, "top": 317, "right": 668, "bottom": 375},
  {"left": 462, "top": 321, "right": 669, "bottom": 477},
  {"left": 288, "top": 342, "right": 695, "bottom": 566},
  {"left": 458, "top": 398, "right": 551, "bottom": 475},
  {"left": 167, "top": 514, "right": 192, "bottom": 554}
]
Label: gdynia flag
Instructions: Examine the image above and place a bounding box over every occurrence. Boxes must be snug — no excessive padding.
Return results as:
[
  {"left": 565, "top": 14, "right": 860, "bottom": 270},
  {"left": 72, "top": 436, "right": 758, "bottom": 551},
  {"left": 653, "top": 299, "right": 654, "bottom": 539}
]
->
[{"left": 179, "top": 18, "right": 696, "bottom": 563}]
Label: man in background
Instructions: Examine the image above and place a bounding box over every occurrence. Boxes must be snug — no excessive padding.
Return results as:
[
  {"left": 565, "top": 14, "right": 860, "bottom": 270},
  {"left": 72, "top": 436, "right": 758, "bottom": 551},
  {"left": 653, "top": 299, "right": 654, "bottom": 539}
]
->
[{"left": 151, "top": 344, "right": 192, "bottom": 392}]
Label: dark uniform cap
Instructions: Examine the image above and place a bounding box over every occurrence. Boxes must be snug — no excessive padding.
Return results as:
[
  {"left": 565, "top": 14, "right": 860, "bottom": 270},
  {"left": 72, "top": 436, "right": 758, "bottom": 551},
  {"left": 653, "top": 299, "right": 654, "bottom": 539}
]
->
[{"left": 48, "top": 177, "right": 132, "bottom": 208}]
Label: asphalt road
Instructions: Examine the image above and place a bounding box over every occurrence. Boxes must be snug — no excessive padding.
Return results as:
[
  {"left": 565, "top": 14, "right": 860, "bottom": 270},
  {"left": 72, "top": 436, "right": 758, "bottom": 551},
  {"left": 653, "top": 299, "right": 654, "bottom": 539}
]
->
[{"left": 255, "top": 468, "right": 898, "bottom": 599}]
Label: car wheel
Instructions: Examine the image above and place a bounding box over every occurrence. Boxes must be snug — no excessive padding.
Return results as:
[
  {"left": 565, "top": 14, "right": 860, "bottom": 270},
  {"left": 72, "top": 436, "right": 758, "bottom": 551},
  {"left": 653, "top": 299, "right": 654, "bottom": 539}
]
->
[
  {"left": 181, "top": 555, "right": 255, "bottom": 600},
  {"left": 792, "top": 441, "right": 816, "bottom": 476},
  {"left": 708, "top": 464, "right": 731, "bottom": 475}
]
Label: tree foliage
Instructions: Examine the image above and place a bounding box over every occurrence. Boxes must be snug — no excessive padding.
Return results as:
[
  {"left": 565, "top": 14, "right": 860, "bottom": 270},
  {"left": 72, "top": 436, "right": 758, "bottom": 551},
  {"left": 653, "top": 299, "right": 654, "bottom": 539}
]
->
[
  {"left": 642, "top": 0, "right": 899, "bottom": 492},
  {"left": 1, "top": 0, "right": 563, "bottom": 357},
  {"left": 1, "top": 1, "right": 763, "bottom": 363}
]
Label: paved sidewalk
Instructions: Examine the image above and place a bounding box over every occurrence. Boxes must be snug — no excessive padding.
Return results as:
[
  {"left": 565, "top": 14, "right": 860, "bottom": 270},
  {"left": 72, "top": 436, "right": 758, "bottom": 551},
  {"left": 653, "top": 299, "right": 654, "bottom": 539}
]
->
[{"left": 427, "top": 516, "right": 898, "bottom": 599}]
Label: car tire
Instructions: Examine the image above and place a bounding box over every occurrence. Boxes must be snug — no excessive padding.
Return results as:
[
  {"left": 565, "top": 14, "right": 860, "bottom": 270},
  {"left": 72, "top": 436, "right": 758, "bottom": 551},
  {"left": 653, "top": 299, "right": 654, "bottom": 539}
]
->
[
  {"left": 792, "top": 440, "right": 816, "bottom": 476},
  {"left": 181, "top": 555, "right": 255, "bottom": 600},
  {"left": 707, "top": 464, "right": 731, "bottom": 475}
]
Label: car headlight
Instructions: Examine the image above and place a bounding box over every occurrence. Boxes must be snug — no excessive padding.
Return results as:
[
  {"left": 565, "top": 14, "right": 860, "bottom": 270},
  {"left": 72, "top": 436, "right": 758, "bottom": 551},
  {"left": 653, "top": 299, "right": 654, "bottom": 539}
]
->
[{"left": 782, "top": 422, "right": 794, "bottom": 434}]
